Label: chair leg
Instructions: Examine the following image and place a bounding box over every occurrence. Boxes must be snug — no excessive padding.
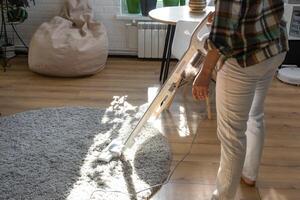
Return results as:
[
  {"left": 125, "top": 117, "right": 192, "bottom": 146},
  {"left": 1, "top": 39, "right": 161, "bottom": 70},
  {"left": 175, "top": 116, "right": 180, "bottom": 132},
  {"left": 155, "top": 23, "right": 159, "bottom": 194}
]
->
[{"left": 205, "top": 96, "right": 212, "bottom": 120}]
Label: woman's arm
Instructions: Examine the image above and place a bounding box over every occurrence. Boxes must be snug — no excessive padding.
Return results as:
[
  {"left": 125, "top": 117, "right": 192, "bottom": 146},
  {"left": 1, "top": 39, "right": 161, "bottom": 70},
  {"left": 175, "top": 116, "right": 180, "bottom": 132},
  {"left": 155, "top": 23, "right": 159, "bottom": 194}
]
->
[
  {"left": 192, "top": 48, "right": 220, "bottom": 100},
  {"left": 192, "top": 0, "right": 243, "bottom": 100}
]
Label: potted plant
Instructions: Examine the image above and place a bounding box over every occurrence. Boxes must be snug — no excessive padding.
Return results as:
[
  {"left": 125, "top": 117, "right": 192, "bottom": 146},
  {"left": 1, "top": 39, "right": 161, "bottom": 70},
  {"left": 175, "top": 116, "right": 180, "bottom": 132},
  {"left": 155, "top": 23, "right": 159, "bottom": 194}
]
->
[
  {"left": 126, "top": 0, "right": 140, "bottom": 14},
  {"left": 0, "top": 0, "right": 35, "bottom": 69},
  {"left": 140, "top": 0, "right": 157, "bottom": 16},
  {"left": 163, "top": 0, "right": 179, "bottom": 7}
]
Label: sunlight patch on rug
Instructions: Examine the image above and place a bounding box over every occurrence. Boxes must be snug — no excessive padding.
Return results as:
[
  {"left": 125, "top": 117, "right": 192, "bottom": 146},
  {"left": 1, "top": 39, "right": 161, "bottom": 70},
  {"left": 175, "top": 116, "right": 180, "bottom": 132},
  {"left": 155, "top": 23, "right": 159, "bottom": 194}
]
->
[{"left": 67, "top": 97, "right": 172, "bottom": 200}]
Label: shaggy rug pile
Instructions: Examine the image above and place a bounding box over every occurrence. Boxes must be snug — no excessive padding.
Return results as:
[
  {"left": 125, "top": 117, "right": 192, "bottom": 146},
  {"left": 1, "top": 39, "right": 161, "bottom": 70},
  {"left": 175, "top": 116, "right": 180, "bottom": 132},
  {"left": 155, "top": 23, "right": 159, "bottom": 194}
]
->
[{"left": 0, "top": 97, "right": 172, "bottom": 200}]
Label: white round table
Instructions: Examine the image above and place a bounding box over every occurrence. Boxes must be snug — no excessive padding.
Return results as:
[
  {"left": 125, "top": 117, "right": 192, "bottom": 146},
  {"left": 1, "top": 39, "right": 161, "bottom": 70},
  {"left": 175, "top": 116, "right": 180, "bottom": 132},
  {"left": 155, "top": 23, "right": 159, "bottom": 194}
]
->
[{"left": 149, "top": 6, "right": 214, "bottom": 83}]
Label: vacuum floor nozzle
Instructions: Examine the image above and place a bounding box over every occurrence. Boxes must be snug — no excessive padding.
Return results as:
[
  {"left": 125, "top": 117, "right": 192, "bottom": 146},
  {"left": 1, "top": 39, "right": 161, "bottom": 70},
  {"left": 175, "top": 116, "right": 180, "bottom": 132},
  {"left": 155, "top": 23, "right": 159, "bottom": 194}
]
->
[{"left": 99, "top": 139, "right": 124, "bottom": 162}]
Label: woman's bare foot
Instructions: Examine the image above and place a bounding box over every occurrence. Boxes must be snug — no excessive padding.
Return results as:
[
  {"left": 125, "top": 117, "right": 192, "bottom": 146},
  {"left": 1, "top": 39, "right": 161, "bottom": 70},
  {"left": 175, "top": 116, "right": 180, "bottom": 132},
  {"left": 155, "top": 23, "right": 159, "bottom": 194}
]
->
[{"left": 241, "top": 175, "right": 256, "bottom": 187}]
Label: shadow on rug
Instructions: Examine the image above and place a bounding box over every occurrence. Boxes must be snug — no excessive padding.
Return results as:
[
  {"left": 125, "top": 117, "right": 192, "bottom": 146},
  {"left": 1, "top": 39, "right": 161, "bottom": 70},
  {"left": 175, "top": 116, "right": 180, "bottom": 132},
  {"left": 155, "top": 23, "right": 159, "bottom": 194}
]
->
[{"left": 0, "top": 96, "right": 172, "bottom": 200}]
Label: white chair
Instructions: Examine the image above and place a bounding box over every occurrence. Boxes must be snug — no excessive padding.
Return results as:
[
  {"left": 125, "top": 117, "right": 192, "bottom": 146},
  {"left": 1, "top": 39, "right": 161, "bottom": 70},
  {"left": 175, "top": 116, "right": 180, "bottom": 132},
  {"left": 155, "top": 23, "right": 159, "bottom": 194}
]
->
[
  {"left": 171, "top": 20, "right": 213, "bottom": 119},
  {"left": 172, "top": 20, "right": 210, "bottom": 60}
]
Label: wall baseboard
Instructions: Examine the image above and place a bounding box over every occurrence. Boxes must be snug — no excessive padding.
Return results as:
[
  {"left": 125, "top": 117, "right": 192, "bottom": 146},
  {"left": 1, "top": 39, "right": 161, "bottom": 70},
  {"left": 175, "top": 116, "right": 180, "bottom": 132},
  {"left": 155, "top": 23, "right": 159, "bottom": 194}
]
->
[{"left": 109, "top": 49, "right": 137, "bottom": 56}]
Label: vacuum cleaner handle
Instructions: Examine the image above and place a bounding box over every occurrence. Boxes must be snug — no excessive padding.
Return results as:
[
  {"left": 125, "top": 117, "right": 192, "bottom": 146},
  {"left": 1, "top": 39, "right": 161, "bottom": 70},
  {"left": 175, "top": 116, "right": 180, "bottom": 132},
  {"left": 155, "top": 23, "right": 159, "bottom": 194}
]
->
[{"left": 124, "top": 14, "right": 210, "bottom": 148}]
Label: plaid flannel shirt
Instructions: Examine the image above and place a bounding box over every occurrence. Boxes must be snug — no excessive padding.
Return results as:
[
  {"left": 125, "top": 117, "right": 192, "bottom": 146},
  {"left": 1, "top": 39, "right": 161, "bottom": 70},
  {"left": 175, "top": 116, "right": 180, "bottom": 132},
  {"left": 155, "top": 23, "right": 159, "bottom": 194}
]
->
[{"left": 207, "top": 0, "right": 289, "bottom": 67}]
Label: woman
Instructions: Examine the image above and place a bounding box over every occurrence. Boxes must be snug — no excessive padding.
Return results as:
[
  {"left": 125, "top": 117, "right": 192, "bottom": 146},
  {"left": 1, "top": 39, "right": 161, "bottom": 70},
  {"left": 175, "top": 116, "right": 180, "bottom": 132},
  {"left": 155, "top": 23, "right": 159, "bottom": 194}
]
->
[{"left": 192, "top": 0, "right": 288, "bottom": 199}]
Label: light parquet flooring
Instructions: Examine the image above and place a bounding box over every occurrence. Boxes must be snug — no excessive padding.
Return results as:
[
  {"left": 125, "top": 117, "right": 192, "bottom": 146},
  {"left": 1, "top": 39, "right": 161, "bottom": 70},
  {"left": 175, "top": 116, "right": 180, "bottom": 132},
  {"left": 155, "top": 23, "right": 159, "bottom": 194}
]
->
[{"left": 0, "top": 56, "right": 299, "bottom": 200}]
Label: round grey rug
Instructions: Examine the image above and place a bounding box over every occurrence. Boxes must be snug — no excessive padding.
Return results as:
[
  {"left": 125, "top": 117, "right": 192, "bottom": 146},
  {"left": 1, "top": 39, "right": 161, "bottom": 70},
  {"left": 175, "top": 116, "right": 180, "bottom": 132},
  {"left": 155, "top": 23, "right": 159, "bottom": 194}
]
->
[{"left": 0, "top": 98, "right": 172, "bottom": 200}]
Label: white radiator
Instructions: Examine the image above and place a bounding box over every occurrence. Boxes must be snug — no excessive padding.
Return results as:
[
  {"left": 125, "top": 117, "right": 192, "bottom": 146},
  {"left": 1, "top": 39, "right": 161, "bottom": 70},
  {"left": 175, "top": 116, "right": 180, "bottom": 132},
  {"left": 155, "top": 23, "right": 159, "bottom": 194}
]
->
[{"left": 137, "top": 22, "right": 167, "bottom": 58}]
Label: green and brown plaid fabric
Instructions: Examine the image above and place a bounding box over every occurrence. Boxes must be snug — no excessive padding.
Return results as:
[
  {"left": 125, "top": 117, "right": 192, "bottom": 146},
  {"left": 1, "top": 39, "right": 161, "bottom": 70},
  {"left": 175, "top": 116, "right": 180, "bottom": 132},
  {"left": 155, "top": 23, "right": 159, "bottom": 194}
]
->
[{"left": 207, "top": 0, "right": 289, "bottom": 67}]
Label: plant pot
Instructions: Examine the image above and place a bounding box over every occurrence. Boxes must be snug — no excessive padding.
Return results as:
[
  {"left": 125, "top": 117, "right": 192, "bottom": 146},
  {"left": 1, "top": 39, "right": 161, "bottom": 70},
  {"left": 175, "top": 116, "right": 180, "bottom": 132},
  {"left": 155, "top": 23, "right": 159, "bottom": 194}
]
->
[
  {"left": 163, "top": 0, "right": 179, "bottom": 7},
  {"left": 140, "top": 0, "right": 157, "bottom": 16},
  {"left": 126, "top": 0, "right": 140, "bottom": 14}
]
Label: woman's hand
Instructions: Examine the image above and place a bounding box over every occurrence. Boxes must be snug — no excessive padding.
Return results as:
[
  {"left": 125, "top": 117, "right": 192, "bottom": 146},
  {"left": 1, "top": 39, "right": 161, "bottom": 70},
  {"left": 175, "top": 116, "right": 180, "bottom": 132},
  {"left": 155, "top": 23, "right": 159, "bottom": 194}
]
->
[
  {"left": 192, "top": 48, "right": 220, "bottom": 101},
  {"left": 192, "top": 68, "right": 212, "bottom": 100},
  {"left": 206, "top": 11, "right": 215, "bottom": 27}
]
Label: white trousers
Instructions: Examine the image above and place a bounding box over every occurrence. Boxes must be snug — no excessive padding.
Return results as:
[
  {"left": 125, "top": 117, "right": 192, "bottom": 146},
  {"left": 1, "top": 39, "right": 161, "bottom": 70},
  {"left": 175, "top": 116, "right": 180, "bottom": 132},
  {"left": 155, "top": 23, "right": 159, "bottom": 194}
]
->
[{"left": 211, "top": 52, "right": 286, "bottom": 200}]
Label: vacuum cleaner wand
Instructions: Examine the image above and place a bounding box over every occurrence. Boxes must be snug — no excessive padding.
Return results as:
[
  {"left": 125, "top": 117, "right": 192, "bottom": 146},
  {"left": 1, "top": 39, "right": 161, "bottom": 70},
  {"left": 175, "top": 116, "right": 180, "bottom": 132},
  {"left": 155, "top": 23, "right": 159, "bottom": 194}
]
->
[{"left": 99, "top": 14, "right": 210, "bottom": 163}]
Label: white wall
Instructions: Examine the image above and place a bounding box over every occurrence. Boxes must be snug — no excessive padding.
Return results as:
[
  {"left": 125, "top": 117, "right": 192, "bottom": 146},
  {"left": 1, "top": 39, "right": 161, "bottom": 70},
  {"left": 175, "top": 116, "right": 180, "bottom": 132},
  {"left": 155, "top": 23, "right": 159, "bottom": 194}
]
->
[
  {"left": 94, "top": 0, "right": 137, "bottom": 54},
  {"left": 12, "top": 0, "right": 137, "bottom": 55}
]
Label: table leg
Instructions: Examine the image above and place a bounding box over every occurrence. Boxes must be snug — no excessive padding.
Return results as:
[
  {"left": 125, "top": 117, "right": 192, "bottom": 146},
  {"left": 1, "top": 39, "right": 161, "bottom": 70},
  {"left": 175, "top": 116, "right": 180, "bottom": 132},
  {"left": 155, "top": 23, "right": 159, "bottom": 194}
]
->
[
  {"left": 163, "top": 25, "right": 176, "bottom": 83},
  {"left": 159, "top": 25, "right": 172, "bottom": 82}
]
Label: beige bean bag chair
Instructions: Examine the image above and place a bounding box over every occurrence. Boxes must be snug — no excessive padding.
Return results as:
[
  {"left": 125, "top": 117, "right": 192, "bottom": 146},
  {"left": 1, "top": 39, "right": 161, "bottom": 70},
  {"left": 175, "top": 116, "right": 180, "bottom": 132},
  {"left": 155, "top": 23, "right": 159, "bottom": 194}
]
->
[{"left": 28, "top": 0, "right": 108, "bottom": 77}]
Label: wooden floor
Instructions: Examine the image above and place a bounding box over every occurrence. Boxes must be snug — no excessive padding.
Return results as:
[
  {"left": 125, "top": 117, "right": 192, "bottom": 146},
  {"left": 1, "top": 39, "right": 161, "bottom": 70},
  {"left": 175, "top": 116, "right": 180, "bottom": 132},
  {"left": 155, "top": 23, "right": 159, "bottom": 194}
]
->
[{"left": 1, "top": 56, "right": 299, "bottom": 200}]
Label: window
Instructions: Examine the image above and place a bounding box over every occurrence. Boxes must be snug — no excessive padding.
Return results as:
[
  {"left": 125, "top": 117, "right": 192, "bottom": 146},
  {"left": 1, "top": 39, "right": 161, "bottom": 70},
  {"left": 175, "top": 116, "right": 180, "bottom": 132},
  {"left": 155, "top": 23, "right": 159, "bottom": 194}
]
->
[
  {"left": 121, "top": 0, "right": 162, "bottom": 15},
  {"left": 118, "top": 0, "right": 190, "bottom": 20},
  {"left": 157, "top": 0, "right": 164, "bottom": 7},
  {"left": 121, "top": 0, "right": 189, "bottom": 15}
]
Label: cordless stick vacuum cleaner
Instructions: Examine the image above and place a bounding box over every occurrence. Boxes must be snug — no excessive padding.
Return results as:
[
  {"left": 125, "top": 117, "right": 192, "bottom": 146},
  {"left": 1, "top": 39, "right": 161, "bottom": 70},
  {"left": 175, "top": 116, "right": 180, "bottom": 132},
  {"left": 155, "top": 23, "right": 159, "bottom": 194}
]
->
[{"left": 99, "top": 14, "right": 210, "bottom": 163}]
